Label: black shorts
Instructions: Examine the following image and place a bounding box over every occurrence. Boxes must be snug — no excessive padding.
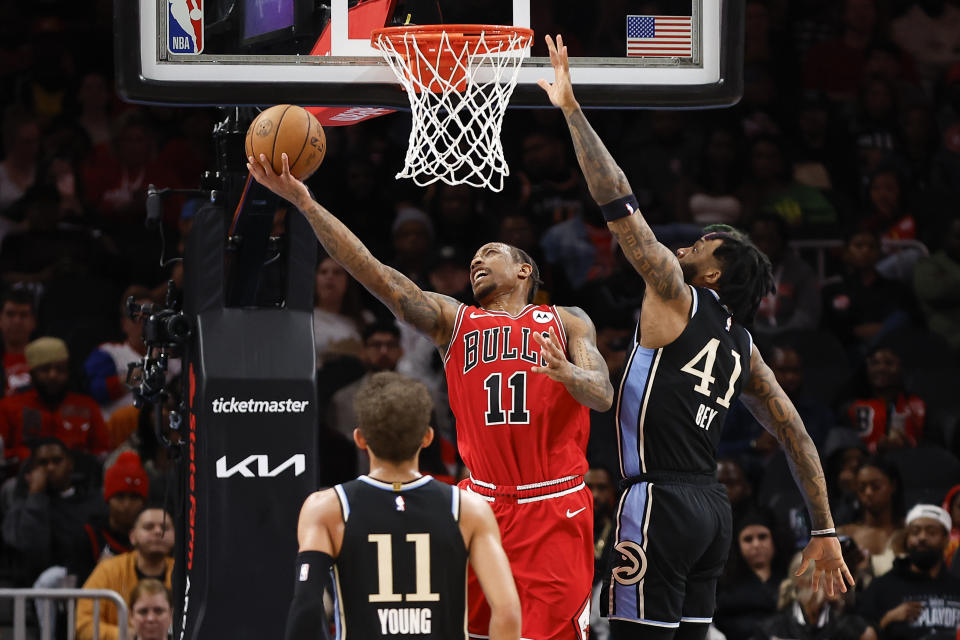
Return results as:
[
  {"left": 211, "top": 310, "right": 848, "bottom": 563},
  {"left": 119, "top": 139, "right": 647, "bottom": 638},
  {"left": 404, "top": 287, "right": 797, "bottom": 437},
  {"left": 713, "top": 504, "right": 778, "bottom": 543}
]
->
[{"left": 601, "top": 476, "right": 731, "bottom": 630}]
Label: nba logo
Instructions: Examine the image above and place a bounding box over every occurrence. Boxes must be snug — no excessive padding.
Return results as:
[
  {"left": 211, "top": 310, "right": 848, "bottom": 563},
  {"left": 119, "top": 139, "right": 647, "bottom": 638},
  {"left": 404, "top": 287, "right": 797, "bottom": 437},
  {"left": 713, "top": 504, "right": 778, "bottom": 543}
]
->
[
  {"left": 395, "top": 496, "right": 405, "bottom": 512},
  {"left": 168, "top": 0, "right": 204, "bottom": 54}
]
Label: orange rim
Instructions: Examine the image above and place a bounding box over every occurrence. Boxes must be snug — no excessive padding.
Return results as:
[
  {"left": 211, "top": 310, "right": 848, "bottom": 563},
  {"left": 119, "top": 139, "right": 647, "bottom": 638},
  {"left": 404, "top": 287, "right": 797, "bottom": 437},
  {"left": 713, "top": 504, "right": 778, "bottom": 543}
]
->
[{"left": 371, "top": 24, "right": 534, "bottom": 51}]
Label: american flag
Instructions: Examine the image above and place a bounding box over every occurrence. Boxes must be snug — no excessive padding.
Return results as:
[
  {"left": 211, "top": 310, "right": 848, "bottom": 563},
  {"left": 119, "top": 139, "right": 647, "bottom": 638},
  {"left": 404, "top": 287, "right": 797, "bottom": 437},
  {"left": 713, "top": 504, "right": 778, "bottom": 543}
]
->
[{"left": 626, "top": 15, "right": 693, "bottom": 57}]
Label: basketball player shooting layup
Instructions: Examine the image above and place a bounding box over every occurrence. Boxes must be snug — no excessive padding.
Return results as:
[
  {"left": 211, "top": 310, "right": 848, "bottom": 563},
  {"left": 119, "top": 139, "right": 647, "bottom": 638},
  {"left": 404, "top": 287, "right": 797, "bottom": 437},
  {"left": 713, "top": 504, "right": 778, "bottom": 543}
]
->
[
  {"left": 248, "top": 147, "right": 614, "bottom": 639},
  {"left": 538, "top": 35, "right": 854, "bottom": 640},
  {"left": 285, "top": 372, "right": 520, "bottom": 640}
]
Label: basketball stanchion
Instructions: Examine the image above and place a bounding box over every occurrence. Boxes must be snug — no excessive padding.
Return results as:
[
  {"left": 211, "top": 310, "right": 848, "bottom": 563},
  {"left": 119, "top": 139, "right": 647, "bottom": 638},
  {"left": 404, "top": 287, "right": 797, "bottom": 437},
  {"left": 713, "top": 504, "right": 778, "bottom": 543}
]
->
[{"left": 371, "top": 25, "right": 534, "bottom": 192}]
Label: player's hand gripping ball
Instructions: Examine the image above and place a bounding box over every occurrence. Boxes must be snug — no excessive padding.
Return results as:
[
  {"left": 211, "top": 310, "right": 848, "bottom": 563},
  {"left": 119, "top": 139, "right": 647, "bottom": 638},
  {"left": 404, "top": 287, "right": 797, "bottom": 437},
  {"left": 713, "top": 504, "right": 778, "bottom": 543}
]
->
[{"left": 244, "top": 105, "right": 326, "bottom": 180}]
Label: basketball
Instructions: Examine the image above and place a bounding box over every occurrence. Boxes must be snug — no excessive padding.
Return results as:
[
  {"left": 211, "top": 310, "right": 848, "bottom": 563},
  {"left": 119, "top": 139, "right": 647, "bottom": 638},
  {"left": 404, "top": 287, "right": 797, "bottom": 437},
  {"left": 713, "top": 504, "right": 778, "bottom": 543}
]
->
[{"left": 245, "top": 104, "right": 327, "bottom": 180}]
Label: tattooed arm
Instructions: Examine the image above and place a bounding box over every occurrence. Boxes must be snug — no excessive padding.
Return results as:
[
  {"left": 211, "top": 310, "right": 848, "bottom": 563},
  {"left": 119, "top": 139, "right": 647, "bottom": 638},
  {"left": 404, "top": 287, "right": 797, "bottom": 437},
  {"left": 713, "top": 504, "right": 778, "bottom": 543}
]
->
[
  {"left": 247, "top": 153, "right": 458, "bottom": 348},
  {"left": 538, "top": 35, "right": 687, "bottom": 308},
  {"left": 740, "top": 344, "right": 854, "bottom": 595},
  {"left": 532, "top": 307, "right": 614, "bottom": 411}
]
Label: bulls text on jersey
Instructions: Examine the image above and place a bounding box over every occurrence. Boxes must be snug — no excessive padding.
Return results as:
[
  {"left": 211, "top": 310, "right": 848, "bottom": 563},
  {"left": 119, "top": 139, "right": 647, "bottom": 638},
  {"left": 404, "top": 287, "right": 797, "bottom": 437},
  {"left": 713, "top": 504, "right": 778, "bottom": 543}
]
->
[{"left": 462, "top": 326, "right": 547, "bottom": 374}]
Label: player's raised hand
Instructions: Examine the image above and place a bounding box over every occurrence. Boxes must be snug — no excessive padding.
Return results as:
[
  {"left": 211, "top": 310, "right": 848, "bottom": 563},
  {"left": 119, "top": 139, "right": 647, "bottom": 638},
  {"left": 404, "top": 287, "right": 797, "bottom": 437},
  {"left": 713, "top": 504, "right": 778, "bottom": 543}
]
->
[
  {"left": 537, "top": 35, "right": 578, "bottom": 112},
  {"left": 796, "top": 536, "right": 855, "bottom": 597},
  {"left": 247, "top": 152, "right": 312, "bottom": 211},
  {"left": 531, "top": 327, "right": 573, "bottom": 381}
]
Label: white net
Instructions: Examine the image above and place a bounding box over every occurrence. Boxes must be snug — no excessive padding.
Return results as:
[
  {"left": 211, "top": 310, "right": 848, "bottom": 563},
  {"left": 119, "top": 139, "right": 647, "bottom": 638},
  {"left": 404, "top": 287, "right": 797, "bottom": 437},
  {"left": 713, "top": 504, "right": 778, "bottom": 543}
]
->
[{"left": 372, "top": 26, "right": 533, "bottom": 192}]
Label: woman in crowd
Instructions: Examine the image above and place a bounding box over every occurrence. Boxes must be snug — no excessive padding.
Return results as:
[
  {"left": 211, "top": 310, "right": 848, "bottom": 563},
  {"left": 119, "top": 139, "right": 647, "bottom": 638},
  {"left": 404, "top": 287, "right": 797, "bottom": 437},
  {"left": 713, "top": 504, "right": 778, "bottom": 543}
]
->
[
  {"left": 715, "top": 508, "right": 788, "bottom": 639},
  {"left": 312, "top": 251, "right": 374, "bottom": 366},
  {"left": 129, "top": 578, "right": 173, "bottom": 640},
  {"left": 838, "top": 457, "right": 906, "bottom": 580}
]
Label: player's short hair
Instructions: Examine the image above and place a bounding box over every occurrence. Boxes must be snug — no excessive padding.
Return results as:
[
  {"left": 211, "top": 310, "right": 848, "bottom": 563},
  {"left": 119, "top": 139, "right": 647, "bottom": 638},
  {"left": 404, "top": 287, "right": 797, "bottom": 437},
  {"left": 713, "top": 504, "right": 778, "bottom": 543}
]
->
[
  {"left": 506, "top": 245, "right": 543, "bottom": 303},
  {"left": 354, "top": 372, "right": 433, "bottom": 462},
  {"left": 702, "top": 224, "right": 774, "bottom": 327}
]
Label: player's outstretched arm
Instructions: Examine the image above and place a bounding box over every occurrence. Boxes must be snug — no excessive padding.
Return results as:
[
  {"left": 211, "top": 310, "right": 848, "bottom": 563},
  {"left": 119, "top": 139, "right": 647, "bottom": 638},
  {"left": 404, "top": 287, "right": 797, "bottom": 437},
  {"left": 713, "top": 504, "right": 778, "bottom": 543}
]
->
[
  {"left": 460, "top": 490, "right": 521, "bottom": 640},
  {"left": 247, "top": 152, "right": 459, "bottom": 348},
  {"left": 532, "top": 307, "right": 613, "bottom": 411},
  {"left": 284, "top": 490, "right": 341, "bottom": 640},
  {"left": 740, "top": 345, "right": 855, "bottom": 597},
  {"left": 538, "top": 35, "right": 687, "bottom": 306}
]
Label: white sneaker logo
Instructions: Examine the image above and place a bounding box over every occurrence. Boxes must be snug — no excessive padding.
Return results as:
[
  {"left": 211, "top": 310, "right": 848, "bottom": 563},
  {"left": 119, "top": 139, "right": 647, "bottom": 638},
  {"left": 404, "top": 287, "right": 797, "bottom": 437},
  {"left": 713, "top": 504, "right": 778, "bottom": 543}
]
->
[{"left": 566, "top": 507, "right": 586, "bottom": 518}]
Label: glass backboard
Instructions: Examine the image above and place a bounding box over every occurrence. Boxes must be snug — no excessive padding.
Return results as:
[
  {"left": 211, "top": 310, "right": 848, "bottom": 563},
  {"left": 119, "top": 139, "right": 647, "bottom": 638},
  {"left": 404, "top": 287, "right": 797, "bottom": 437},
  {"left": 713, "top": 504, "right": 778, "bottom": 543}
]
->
[{"left": 116, "top": 0, "right": 743, "bottom": 109}]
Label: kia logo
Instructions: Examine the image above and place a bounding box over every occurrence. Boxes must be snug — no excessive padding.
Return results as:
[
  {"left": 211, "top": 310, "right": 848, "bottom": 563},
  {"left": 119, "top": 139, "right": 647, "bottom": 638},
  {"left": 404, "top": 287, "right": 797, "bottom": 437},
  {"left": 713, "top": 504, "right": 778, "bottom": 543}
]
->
[{"left": 215, "top": 454, "right": 306, "bottom": 478}]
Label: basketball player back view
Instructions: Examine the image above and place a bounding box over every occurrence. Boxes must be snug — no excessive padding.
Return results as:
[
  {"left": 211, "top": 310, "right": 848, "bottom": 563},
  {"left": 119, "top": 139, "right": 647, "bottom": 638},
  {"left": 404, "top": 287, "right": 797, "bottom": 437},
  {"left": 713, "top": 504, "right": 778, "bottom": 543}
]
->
[
  {"left": 285, "top": 372, "right": 520, "bottom": 640},
  {"left": 333, "top": 476, "right": 467, "bottom": 638}
]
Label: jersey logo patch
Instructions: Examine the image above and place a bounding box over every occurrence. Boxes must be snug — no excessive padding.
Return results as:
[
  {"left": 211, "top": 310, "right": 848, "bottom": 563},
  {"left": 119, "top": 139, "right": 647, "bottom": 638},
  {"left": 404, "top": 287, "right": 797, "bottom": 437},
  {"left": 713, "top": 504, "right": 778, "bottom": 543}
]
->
[
  {"left": 533, "top": 310, "right": 554, "bottom": 324},
  {"left": 470, "top": 312, "right": 493, "bottom": 318},
  {"left": 395, "top": 496, "right": 406, "bottom": 512},
  {"left": 566, "top": 507, "right": 586, "bottom": 518},
  {"left": 612, "top": 540, "right": 647, "bottom": 586},
  {"left": 299, "top": 563, "right": 309, "bottom": 581},
  {"left": 725, "top": 317, "right": 732, "bottom": 332}
]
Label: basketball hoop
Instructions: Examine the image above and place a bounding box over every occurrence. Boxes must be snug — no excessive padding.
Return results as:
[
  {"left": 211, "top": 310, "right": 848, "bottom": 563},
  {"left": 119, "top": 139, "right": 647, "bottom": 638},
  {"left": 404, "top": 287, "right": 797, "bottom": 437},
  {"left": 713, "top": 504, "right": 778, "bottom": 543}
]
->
[{"left": 371, "top": 24, "right": 534, "bottom": 192}]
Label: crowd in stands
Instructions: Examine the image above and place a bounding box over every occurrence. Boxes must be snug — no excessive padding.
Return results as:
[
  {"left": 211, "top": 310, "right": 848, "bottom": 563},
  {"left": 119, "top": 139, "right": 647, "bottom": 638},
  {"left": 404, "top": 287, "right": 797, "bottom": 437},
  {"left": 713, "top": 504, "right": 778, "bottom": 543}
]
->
[{"left": 0, "top": 0, "right": 960, "bottom": 637}]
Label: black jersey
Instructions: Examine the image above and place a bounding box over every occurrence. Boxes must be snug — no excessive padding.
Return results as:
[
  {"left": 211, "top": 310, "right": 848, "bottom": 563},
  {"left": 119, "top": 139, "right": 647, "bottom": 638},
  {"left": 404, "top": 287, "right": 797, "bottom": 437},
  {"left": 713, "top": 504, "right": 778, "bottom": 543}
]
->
[
  {"left": 332, "top": 475, "right": 468, "bottom": 639},
  {"left": 616, "top": 286, "right": 753, "bottom": 477}
]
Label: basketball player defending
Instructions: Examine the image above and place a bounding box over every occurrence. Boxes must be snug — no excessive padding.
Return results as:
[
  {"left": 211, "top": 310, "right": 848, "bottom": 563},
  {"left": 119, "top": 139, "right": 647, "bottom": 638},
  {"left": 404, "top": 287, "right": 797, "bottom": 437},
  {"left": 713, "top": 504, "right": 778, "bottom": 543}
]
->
[
  {"left": 248, "top": 152, "right": 614, "bottom": 640},
  {"left": 538, "top": 35, "right": 854, "bottom": 640},
  {"left": 285, "top": 372, "right": 521, "bottom": 640}
]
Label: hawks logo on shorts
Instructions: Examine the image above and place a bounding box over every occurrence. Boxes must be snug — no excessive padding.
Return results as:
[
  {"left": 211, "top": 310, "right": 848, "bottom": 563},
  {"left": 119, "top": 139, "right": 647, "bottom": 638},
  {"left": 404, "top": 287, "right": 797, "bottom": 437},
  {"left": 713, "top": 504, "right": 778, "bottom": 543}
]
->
[{"left": 168, "top": 0, "right": 204, "bottom": 54}]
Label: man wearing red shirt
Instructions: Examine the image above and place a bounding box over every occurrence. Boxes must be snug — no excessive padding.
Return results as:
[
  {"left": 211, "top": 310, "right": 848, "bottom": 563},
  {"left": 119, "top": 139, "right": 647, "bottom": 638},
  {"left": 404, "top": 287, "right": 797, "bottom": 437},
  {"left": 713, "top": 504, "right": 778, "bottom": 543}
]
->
[
  {"left": 0, "top": 288, "right": 37, "bottom": 395},
  {"left": 0, "top": 337, "right": 109, "bottom": 465}
]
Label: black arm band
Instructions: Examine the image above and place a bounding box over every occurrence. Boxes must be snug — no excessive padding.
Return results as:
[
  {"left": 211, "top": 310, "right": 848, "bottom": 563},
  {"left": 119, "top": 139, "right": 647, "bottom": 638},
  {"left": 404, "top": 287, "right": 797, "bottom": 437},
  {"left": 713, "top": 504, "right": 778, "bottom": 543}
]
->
[
  {"left": 599, "top": 194, "right": 640, "bottom": 223},
  {"left": 284, "top": 550, "right": 334, "bottom": 640}
]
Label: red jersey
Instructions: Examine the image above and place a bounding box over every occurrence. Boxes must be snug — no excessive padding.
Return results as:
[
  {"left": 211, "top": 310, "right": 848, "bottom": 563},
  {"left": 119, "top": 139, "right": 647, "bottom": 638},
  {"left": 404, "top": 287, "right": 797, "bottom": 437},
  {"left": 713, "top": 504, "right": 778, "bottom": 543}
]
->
[
  {"left": 444, "top": 304, "right": 589, "bottom": 485},
  {"left": 0, "top": 389, "right": 109, "bottom": 464}
]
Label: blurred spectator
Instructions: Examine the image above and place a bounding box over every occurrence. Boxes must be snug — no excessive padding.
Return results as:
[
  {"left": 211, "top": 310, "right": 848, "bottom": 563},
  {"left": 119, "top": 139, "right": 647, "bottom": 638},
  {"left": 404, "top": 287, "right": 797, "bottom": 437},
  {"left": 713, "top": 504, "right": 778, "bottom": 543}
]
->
[
  {"left": 0, "top": 286, "right": 36, "bottom": 394},
  {"left": 790, "top": 91, "right": 857, "bottom": 194},
  {"left": 802, "top": 0, "right": 884, "bottom": 103},
  {"left": 676, "top": 124, "right": 745, "bottom": 226},
  {"left": 106, "top": 391, "right": 180, "bottom": 504},
  {"left": 715, "top": 508, "right": 788, "bottom": 639},
  {"left": 913, "top": 216, "right": 960, "bottom": 352},
  {"left": 824, "top": 428, "right": 870, "bottom": 527},
  {"left": 76, "top": 506, "right": 175, "bottom": 640},
  {"left": 428, "top": 183, "right": 491, "bottom": 252},
  {"left": 721, "top": 342, "right": 833, "bottom": 461},
  {"left": 739, "top": 135, "right": 839, "bottom": 237},
  {"left": 943, "top": 484, "right": 960, "bottom": 567},
  {"left": 311, "top": 252, "right": 374, "bottom": 367},
  {"left": 1, "top": 437, "right": 104, "bottom": 585},
  {"left": 840, "top": 345, "right": 926, "bottom": 452},
  {"left": 541, "top": 190, "right": 615, "bottom": 291},
  {"left": 891, "top": 0, "right": 960, "bottom": 87},
  {"left": 327, "top": 320, "right": 404, "bottom": 448},
  {"left": 718, "top": 457, "right": 758, "bottom": 524},
  {"left": 390, "top": 205, "right": 434, "bottom": 286},
  {"left": 0, "top": 108, "right": 40, "bottom": 214},
  {"left": 84, "top": 285, "right": 156, "bottom": 419},
  {"left": 0, "top": 337, "right": 109, "bottom": 465},
  {"left": 0, "top": 184, "right": 113, "bottom": 285},
  {"left": 861, "top": 165, "right": 917, "bottom": 241},
  {"left": 426, "top": 245, "right": 472, "bottom": 303},
  {"left": 821, "top": 230, "right": 916, "bottom": 352},
  {"left": 517, "top": 128, "right": 581, "bottom": 229},
  {"left": 68, "top": 451, "right": 148, "bottom": 584},
  {"left": 857, "top": 504, "right": 960, "bottom": 639},
  {"left": 74, "top": 71, "right": 114, "bottom": 149},
  {"left": 498, "top": 213, "right": 551, "bottom": 302},
  {"left": 839, "top": 457, "right": 907, "bottom": 578},
  {"left": 753, "top": 550, "right": 877, "bottom": 640},
  {"left": 750, "top": 214, "right": 822, "bottom": 335},
  {"left": 128, "top": 578, "right": 173, "bottom": 640}
]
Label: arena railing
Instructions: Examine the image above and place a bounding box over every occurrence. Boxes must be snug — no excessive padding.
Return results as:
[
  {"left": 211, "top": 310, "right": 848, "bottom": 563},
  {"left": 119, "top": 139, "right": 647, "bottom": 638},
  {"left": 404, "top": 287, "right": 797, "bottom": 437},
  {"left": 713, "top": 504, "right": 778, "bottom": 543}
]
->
[{"left": 0, "top": 588, "right": 129, "bottom": 640}]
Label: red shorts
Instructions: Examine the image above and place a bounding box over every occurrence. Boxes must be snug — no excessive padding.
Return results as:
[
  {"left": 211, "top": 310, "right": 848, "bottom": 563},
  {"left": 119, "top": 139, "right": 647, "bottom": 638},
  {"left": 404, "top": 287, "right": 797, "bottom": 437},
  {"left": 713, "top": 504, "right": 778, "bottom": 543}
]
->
[{"left": 460, "top": 476, "right": 593, "bottom": 640}]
